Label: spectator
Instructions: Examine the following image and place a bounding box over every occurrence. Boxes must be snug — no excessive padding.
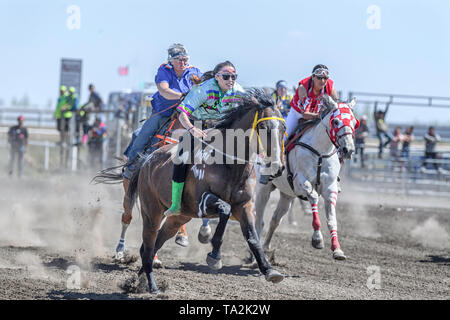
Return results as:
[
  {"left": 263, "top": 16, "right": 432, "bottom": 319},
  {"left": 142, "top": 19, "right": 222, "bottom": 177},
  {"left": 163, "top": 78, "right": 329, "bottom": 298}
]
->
[
  {"left": 373, "top": 102, "right": 392, "bottom": 158},
  {"left": 87, "top": 84, "right": 104, "bottom": 111},
  {"left": 401, "top": 126, "right": 414, "bottom": 159},
  {"left": 272, "top": 80, "right": 292, "bottom": 118},
  {"left": 8, "top": 115, "right": 28, "bottom": 178},
  {"left": 354, "top": 115, "right": 369, "bottom": 168},
  {"left": 54, "top": 85, "right": 68, "bottom": 132},
  {"left": 66, "top": 86, "right": 79, "bottom": 141},
  {"left": 390, "top": 126, "right": 404, "bottom": 161},
  {"left": 421, "top": 126, "right": 441, "bottom": 171},
  {"left": 87, "top": 116, "right": 107, "bottom": 170},
  {"left": 80, "top": 84, "right": 104, "bottom": 144}
]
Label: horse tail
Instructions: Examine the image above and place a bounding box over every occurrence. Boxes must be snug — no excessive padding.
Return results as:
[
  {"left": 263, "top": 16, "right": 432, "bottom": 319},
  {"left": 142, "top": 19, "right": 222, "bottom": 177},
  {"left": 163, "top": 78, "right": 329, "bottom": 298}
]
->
[{"left": 91, "top": 164, "right": 124, "bottom": 185}]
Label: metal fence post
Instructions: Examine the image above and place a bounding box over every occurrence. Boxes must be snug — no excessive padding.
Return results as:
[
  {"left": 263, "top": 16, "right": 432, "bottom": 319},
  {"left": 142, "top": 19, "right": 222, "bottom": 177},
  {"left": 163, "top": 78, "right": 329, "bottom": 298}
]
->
[
  {"left": 115, "top": 117, "right": 122, "bottom": 158},
  {"left": 44, "top": 140, "right": 50, "bottom": 171},
  {"left": 69, "top": 116, "right": 77, "bottom": 171}
]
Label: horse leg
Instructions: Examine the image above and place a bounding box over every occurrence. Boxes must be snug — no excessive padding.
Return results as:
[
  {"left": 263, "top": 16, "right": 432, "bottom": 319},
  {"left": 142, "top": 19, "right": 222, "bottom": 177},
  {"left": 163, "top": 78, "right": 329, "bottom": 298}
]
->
[
  {"left": 175, "top": 223, "right": 189, "bottom": 247},
  {"left": 116, "top": 178, "right": 132, "bottom": 260},
  {"left": 262, "top": 192, "right": 293, "bottom": 251},
  {"left": 155, "top": 216, "right": 192, "bottom": 253},
  {"left": 196, "top": 192, "right": 232, "bottom": 270},
  {"left": 324, "top": 187, "right": 346, "bottom": 260},
  {"left": 243, "top": 180, "right": 275, "bottom": 264},
  {"left": 140, "top": 204, "right": 164, "bottom": 294},
  {"left": 293, "top": 173, "right": 323, "bottom": 249},
  {"left": 254, "top": 181, "right": 275, "bottom": 240},
  {"left": 234, "top": 202, "right": 284, "bottom": 283},
  {"left": 198, "top": 218, "right": 212, "bottom": 245}
]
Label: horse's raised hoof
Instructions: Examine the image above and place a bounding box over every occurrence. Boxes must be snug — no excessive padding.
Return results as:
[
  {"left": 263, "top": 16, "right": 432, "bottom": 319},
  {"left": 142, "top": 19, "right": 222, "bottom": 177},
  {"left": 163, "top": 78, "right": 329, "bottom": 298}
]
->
[
  {"left": 206, "top": 253, "right": 222, "bottom": 270},
  {"left": 114, "top": 251, "right": 125, "bottom": 262},
  {"left": 311, "top": 230, "right": 324, "bottom": 249},
  {"left": 198, "top": 225, "right": 212, "bottom": 244},
  {"left": 265, "top": 269, "right": 284, "bottom": 283},
  {"left": 175, "top": 234, "right": 189, "bottom": 247},
  {"left": 332, "top": 248, "right": 346, "bottom": 260},
  {"left": 153, "top": 256, "right": 163, "bottom": 269}
]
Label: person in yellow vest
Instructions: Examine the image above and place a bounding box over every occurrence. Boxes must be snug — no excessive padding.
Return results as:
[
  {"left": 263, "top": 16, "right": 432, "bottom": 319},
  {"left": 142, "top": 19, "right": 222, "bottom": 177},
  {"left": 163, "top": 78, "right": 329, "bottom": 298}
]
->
[
  {"left": 67, "top": 86, "right": 79, "bottom": 129},
  {"left": 55, "top": 85, "right": 69, "bottom": 132},
  {"left": 272, "top": 80, "right": 292, "bottom": 118}
]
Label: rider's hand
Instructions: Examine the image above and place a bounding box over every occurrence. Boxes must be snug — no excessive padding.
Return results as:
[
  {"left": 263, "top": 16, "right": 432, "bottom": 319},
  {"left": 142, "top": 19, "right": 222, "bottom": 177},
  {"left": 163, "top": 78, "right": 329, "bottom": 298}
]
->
[{"left": 188, "top": 126, "right": 207, "bottom": 139}]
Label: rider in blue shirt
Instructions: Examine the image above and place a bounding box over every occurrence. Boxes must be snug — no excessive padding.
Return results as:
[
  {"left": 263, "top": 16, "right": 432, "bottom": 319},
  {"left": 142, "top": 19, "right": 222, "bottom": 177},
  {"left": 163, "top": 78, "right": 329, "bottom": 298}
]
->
[{"left": 123, "top": 43, "right": 202, "bottom": 179}]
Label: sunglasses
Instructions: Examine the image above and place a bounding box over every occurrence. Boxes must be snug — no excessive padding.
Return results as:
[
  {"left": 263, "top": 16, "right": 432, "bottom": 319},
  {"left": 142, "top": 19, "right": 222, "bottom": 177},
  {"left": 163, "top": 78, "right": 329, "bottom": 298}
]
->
[
  {"left": 219, "top": 73, "right": 237, "bottom": 81},
  {"left": 315, "top": 76, "right": 328, "bottom": 81}
]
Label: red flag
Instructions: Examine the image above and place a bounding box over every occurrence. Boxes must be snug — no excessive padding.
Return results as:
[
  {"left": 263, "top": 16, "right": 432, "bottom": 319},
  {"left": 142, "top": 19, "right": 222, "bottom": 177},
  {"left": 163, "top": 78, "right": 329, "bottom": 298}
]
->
[{"left": 118, "top": 66, "right": 129, "bottom": 76}]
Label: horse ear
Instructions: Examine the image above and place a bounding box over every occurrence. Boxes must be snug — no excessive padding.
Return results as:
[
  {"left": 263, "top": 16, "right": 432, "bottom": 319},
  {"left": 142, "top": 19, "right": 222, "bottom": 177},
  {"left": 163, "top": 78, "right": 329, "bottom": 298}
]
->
[
  {"left": 348, "top": 98, "right": 357, "bottom": 109},
  {"left": 322, "top": 94, "right": 338, "bottom": 110}
]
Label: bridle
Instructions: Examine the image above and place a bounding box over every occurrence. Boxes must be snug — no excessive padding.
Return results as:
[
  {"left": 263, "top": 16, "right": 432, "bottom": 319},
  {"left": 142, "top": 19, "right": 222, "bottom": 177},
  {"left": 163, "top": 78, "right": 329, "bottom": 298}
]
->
[{"left": 194, "top": 109, "right": 286, "bottom": 166}]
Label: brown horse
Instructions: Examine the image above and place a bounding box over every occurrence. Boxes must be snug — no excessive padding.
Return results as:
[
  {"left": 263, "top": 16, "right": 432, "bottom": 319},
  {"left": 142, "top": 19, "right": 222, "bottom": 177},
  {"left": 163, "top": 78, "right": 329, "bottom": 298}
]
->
[
  {"left": 94, "top": 113, "right": 190, "bottom": 265},
  {"left": 126, "top": 89, "right": 286, "bottom": 293}
]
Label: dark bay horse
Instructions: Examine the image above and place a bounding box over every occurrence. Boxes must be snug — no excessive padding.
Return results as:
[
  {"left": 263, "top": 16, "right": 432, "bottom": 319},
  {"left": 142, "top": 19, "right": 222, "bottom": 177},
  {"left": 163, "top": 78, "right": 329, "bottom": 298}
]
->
[{"left": 126, "top": 89, "right": 286, "bottom": 293}]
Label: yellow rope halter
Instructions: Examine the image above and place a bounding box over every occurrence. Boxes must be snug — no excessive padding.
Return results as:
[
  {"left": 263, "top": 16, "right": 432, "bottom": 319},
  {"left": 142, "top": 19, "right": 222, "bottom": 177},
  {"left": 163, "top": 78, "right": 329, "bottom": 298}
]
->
[{"left": 249, "top": 111, "right": 286, "bottom": 156}]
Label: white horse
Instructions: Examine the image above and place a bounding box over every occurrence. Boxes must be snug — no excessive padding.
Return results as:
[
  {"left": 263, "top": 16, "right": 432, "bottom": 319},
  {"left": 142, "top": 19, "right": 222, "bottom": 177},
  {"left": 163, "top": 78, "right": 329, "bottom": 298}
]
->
[{"left": 254, "top": 95, "right": 359, "bottom": 260}]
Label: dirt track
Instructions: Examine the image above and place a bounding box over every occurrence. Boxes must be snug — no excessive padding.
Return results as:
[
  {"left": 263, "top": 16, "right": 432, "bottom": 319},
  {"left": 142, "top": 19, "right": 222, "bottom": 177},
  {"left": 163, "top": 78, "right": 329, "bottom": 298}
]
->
[{"left": 0, "top": 173, "right": 449, "bottom": 300}]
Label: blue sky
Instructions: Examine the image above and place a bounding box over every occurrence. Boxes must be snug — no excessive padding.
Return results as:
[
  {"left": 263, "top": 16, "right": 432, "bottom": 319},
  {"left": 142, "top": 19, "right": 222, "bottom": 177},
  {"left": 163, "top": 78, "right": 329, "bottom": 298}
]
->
[{"left": 0, "top": 0, "right": 449, "bottom": 125}]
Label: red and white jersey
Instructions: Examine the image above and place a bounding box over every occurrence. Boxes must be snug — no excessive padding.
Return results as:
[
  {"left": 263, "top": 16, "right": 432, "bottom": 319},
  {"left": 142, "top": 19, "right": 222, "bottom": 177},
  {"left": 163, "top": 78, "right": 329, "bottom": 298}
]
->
[{"left": 290, "top": 76, "right": 334, "bottom": 114}]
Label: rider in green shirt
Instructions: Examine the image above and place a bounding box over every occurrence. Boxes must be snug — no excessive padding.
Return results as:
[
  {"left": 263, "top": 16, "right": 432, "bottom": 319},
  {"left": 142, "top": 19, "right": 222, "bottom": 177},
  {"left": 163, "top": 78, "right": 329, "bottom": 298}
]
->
[{"left": 165, "top": 61, "right": 245, "bottom": 217}]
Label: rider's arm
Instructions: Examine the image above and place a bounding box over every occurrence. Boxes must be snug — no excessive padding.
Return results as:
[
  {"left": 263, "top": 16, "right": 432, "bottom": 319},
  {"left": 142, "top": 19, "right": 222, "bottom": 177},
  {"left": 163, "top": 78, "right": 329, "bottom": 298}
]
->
[
  {"left": 157, "top": 82, "right": 183, "bottom": 101},
  {"left": 302, "top": 112, "right": 319, "bottom": 120},
  {"left": 176, "top": 84, "right": 209, "bottom": 138},
  {"left": 177, "top": 111, "right": 206, "bottom": 139}
]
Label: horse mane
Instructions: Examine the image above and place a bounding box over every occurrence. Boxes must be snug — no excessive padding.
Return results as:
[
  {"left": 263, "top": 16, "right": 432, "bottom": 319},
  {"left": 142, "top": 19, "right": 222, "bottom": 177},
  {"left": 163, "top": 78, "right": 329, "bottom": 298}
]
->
[
  {"left": 213, "top": 88, "right": 275, "bottom": 129},
  {"left": 319, "top": 94, "right": 339, "bottom": 120}
]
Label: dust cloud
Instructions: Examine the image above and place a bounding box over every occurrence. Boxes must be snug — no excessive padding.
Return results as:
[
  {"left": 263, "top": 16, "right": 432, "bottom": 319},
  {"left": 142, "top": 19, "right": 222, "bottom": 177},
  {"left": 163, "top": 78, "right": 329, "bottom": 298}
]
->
[
  {"left": 0, "top": 173, "right": 142, "bottom": 272},
  {"left": 411, "top": 217, "right": 450, "bottom": 250}
]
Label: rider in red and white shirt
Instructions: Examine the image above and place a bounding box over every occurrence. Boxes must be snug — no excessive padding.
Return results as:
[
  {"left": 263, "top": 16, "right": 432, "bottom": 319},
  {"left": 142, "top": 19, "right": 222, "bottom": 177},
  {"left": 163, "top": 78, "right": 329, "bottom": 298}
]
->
[{"left": 285, "top": 64, "right": 340, "bottom": 139}]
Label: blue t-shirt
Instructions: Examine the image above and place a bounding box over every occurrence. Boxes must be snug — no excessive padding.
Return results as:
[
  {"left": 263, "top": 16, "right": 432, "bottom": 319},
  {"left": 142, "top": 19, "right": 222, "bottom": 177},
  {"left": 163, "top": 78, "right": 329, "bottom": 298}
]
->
[{"left": 151, "top": 63, "right": 202, "bottom": 116}]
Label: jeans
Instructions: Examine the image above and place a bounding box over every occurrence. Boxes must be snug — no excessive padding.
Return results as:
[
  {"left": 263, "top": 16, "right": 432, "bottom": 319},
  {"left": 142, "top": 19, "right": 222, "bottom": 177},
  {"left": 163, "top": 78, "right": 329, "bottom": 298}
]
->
[
  {"left": 376, "top": 131, "right": 393, "bottom": 155},
  {"left": 124, "top": 113, "right": 167, "bottom": 162}
]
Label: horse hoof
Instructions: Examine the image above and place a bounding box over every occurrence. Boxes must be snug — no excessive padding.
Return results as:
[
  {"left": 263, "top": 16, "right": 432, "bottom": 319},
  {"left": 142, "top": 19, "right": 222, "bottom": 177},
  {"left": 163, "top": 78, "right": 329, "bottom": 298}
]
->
[
  {"left": 198, "top": 225, "right": 212, "bottom": 244},
  {"left": 175, "top": 235, "right": 189, "bottom": 247},
  {"left": 311, "top": 231, "right": 324, "bottom": 249},
  {"left": 206, "top": 253, "right": 222, "bottom": 270},
  {"left": 153, "top": 257, "right": 163, "bottom": 269},
  {"left": 114, "top": 251, "right": 125, "bottom": 262},
  {"left": 333, "top": 248, "right": 346, "bottom": 260},
  {"left": 265, "top": 269, "right": 284, "bottom": 283},
  {"left": 150, "top": 287, "right": 161, "bottom": 294}
]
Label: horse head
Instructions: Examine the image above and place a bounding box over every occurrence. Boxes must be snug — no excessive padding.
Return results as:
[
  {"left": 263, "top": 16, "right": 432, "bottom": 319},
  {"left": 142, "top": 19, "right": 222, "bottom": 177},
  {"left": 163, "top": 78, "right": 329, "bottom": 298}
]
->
[
  {"left": 246, "top": 89, "right": 286, "bottom": 180},
  {"left": 321, "top": 95, "right": 359, "bottom": 159},
  {"left": 213, "top": 88, "right": 286, "bottom": 180}
]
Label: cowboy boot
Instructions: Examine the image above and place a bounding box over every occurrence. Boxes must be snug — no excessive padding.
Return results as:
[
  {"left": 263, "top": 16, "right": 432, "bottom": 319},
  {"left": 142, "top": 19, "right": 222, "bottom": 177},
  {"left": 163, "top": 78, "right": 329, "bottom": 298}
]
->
[{"left": 164, "top": 181, "right": 184, "bottom": 217}]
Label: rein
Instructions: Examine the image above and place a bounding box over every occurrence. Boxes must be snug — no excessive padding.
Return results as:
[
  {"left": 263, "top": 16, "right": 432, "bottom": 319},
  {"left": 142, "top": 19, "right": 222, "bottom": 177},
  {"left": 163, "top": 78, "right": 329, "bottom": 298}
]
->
[
  {"left": 249, "top": 111, "right": 286, "bottom": 156},
  {"left": 195, "top": 110, "right": 285, "bottom": 164}
]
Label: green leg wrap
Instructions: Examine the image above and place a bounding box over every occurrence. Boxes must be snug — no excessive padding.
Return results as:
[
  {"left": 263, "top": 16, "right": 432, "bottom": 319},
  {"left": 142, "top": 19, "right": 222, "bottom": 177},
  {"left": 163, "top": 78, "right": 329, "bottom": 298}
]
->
[{"left": 164, "top": 181, "right": 184, "bottom": 216}]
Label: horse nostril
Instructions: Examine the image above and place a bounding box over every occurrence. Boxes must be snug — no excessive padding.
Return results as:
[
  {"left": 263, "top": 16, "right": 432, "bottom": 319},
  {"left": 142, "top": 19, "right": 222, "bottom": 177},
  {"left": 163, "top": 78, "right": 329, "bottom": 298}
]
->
[{"left": 343, "top": 147, "right": 349, "bottom": 154}]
